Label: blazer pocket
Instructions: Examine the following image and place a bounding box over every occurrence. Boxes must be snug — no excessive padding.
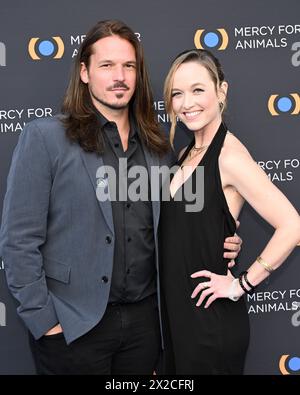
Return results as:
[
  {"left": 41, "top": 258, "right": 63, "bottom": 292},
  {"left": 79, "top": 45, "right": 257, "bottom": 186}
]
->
[{"left": 43, "top": 258, "right": 71, "bottom": 284}]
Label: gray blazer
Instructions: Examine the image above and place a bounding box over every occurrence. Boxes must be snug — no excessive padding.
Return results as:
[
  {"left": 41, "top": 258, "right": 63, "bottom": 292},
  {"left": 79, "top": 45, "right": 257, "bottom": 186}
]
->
[{"left": 0, "top": 116, "right": 174, "bottom": 344}]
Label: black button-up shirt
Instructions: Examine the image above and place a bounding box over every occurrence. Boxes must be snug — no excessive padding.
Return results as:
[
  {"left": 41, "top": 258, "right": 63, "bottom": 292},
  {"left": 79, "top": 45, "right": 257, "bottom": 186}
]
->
[{"left": 97, "top": 112, "right": 156, "bottom": 303}]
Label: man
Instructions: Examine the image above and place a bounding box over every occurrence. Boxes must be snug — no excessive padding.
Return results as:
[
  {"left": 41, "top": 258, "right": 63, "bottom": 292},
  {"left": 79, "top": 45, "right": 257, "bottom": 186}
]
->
[{"left": 0, "top": 20, "right": 241, "bottom": 374}]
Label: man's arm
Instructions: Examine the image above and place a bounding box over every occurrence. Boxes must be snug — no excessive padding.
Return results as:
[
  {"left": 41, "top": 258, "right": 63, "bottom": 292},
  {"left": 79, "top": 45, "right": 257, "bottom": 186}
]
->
[{"left": 0, "top": 121, "right": 58, "bottom": 339}]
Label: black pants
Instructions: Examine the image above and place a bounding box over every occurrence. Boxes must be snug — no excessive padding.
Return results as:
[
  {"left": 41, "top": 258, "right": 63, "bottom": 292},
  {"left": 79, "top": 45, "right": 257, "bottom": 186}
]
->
[{"left": 29, "top": 295, "right": 161, "bottom": 375}]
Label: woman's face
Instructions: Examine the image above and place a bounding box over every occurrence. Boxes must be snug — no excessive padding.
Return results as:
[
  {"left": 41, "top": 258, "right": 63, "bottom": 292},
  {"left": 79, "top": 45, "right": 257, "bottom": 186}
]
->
[{"left": 171, "top": 61, "right": 224, "bottom": 132}]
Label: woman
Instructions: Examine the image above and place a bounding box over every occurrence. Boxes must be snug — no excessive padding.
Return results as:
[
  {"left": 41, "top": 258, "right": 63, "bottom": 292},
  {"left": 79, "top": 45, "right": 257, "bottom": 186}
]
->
[{"left": 158, "top": 49, "right": 300, "bottom": 374}]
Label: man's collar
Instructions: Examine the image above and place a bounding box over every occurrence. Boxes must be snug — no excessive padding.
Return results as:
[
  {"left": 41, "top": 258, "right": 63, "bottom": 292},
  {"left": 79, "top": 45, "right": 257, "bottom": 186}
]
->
[
  {"left": 95, "top": 110, "right": 114, "bottom": 129},
  {"left": 95, "top": 108, "right": 137, "bottom": 138}
]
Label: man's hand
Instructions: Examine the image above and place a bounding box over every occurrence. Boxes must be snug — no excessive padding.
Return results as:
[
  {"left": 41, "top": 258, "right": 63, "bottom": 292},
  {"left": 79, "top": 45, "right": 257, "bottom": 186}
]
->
[
  {"left": 45, "top": 324, "right": 63, "bottom": 336},
  {"left": 224, "top": 221, "right": 242, "bottom": 268}
]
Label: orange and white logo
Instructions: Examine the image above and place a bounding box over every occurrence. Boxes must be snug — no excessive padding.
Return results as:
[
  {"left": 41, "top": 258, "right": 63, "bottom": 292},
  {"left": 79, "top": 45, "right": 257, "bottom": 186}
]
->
[
  {"left": 194, "top": 28, "right": 229, "bottom": 50},
  {"left": 268, "top": 93, "right": 300, "bottom": 116},
  {"left": 279, "top": 355, "right": 300, "bottom": 375},
  {"left": 28, "top": 36, "right": 64, "bottom": 60}
]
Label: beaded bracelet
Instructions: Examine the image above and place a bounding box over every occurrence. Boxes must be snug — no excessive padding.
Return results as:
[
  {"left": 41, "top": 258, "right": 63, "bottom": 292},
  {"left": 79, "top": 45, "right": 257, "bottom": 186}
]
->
[
  {"left": 238, "top": 272, "right": 251, "bottom": 294},
  {"left": 242, "top": 271, "right": 256, "bottom": 291},
  {"left": 238, "top": 271, "right": 256, "bottom": 295}
]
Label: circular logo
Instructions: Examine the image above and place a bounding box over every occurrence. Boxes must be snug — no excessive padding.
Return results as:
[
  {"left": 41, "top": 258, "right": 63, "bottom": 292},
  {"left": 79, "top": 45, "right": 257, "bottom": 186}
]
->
[
  {"left": 194, "top": 28, "right": 229, "bottom": 50},
  {"left": 277, "top": 97, "right": 293, "bottom": 113},
  {"left": 38, "top": 40, "right": 55, "bottom": 57},
  {"left": 203, "top": 32, "right": 220, "bottom": 48}
]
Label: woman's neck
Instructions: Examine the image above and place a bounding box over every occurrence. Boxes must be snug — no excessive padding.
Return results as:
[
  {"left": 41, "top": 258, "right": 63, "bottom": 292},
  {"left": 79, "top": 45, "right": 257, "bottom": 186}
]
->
[{"left": 193, "top": 117, "right": 222, "bottom": 148}]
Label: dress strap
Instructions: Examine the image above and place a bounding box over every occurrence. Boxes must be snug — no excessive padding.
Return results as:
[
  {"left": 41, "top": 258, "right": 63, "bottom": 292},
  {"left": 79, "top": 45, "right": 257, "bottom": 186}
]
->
[
  {"left": 201, "top": 122, "right": 228, "bottom": 164},
  {"left": 212, "top": 123, "right": 237, "bottom": 235},
  {"left": 177, "top": 138, "right": 195, "bottom": 167}
]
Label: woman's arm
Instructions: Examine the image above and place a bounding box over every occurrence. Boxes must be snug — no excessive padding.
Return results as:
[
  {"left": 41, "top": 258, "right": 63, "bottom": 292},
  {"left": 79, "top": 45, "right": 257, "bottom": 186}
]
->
[
  {"left": 191, "top": 135, "right": 300, "bottom": 307},
  {"left": 221, "top": 138, "right": 300, "bottom": 282}
]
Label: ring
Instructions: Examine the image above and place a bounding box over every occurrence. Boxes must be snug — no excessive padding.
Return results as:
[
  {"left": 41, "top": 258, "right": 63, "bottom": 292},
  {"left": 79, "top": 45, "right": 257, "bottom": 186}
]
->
[{"left": 202, "top": 282, "right": 209, "bottom": 289}]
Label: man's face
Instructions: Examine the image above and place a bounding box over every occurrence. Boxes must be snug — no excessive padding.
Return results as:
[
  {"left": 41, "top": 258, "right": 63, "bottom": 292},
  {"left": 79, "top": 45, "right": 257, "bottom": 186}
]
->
[{"left": 80, "top": 35, "right": 137, "bottom": 114}]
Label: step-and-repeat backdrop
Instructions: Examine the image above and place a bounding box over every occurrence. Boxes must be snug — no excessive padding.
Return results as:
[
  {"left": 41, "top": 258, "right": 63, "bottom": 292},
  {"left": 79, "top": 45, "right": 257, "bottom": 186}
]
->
[{"left": 0, "top": 0, "right": 299, "bottom": 375}]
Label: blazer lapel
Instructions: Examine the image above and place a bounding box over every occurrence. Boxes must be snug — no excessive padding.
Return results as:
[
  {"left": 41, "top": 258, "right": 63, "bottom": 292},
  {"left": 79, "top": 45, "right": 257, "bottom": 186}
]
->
[{"left": 80, "top": 150, "right": 114, "bottom": 235}]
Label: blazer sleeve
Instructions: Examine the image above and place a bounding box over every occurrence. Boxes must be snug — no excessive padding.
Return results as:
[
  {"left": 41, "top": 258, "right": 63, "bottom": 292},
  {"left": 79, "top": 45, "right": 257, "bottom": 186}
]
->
[{"left": 0, "top": 121, "right": 58, "bottom": 339}]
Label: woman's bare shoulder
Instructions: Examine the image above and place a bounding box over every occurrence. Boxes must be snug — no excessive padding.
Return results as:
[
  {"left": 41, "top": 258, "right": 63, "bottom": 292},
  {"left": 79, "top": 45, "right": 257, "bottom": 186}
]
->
[{"left": 221, "top": 130, "right": 253, "bottom": 164}]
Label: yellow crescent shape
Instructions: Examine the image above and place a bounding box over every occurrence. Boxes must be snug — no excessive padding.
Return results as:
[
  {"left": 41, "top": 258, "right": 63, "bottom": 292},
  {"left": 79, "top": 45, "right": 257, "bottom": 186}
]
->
[
  {"left": 28, "top": 38, "right": 40, "bottom": 60},
  {"left": 218, "top": 28, "right": 229, "bottom": 50},
  {"left": 268, "top": 94, "right": 279, "bottom": 116},
  {"left": 194, "top": 29, "right": 204, "bottom": 49},
  {"left": 290, "top": 93, "right": 300, "bottom": 115},
  {"left": 53, "top": 36, "right": 64, "bottom": 59},
  {"left": 279, "top": 355, "right": 290, "bottom": 375}
]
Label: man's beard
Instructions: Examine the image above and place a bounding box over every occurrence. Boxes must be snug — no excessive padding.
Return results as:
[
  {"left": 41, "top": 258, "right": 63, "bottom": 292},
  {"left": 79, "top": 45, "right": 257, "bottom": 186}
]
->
[
  {"left": 91, "top": 90, "right": 129, "bottom": 110},
  {"left": 90, "top": 81, "right": 132, "bottom": 111}
]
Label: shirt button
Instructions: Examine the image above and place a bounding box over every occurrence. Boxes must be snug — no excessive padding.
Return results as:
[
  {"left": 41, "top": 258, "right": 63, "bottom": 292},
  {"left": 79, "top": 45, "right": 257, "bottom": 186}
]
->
[
  {"left": 105, "top": 236, "right": 112, "bottom": 244},
  {"left": 127, "top": 269, "right": 130, "bottom": 274},
  {"left": 101, "top": 276, "right": 109, "bottom": 283},
  {"left": 127, "top": 237, "right": 132, "bottom": 242},
  {"left": 126, "top": 203, "right": 131, "bottom": 209}
]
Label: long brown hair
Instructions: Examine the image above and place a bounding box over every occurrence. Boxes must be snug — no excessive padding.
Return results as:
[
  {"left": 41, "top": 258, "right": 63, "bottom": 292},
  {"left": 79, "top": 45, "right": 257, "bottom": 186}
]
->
[
  {"left": 62, "top": 20, "right": 169, "bottom": 155},
  {"left": 164, "top": 49, "right": 226, "bottom": 147}
]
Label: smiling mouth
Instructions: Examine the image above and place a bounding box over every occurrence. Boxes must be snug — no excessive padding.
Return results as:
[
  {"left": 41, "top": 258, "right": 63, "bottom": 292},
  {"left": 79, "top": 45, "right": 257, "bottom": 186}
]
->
[{"left": 184, "top": 111, "right": 202, "bottom": 119}]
